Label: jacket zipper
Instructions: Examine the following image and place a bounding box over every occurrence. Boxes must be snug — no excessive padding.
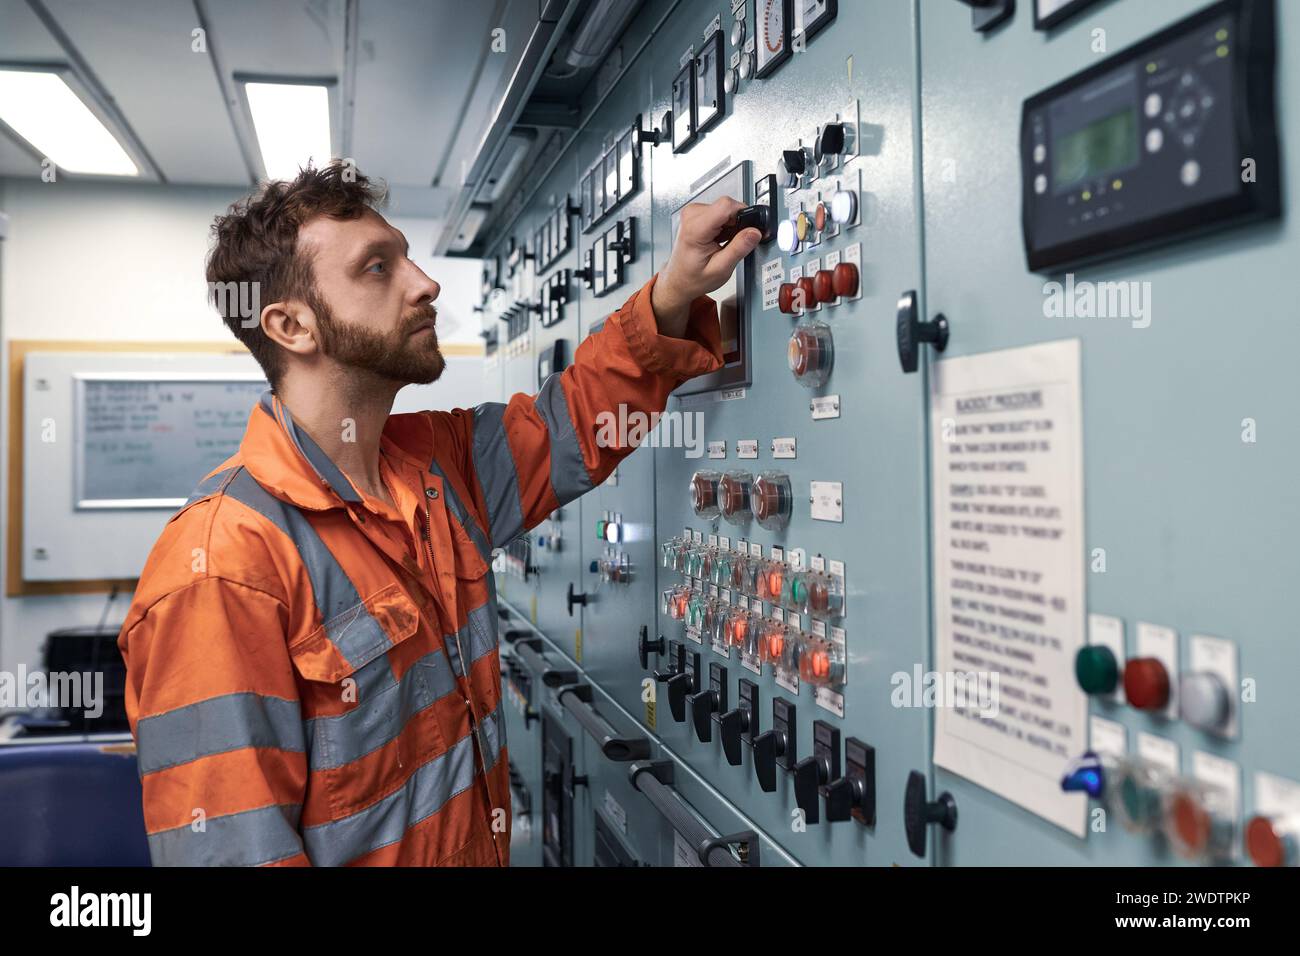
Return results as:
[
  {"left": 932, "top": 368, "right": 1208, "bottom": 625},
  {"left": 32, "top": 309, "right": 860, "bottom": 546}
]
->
[
  {"left": 425, "top": 499, "right": 501, "bottom": 857},
  {"left": 424, "top": 503, "right": 477, "bottom": 744}
]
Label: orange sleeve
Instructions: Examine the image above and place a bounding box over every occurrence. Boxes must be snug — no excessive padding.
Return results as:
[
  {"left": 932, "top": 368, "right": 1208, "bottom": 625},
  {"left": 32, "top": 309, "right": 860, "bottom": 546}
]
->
[
  {"left": 456, "top": 273, "right": 723, "bottom": 549},
  {"left": 119, "top": 577, "right": 312, "bottom": 866}
]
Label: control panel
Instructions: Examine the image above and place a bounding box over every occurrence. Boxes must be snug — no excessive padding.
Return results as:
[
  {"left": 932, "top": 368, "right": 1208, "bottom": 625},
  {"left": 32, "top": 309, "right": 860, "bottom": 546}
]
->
[{"left": 479, "top": 0, "right": 1299, "bottom": 869}]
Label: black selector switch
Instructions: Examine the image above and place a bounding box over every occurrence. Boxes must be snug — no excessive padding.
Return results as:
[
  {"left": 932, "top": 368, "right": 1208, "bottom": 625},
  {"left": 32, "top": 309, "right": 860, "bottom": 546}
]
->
[
  {"left": 638, "top": 626, "right": 666, "bottom": 670},
  {"left": 827, "top": 737, "right": 875, "bottom": 825},
  {"left": 782, "top": 146, "right": 810, "bottom": 187},
  {"left": 690, "top": 662, "right": 728, "bottom": 743},
  {"left": 753, "top": 697, "right": 796, "bottom": 793},
  {"left": 653, "top": 639, "right": 686, "bottom": 684},
  {"left": 667, "top": 648, "right": 701, "bottom": 723},
  {"left": 815, "top": 122, "right": 846, "bottom": 163},
  {"left": 793, "top": 720, "right": 841, "bottom": 826},
  {"left": 904, "top": 770, "right": 958, "bottom": 858},
  {"left": 719, "top": 679, "right": 759, "bottom": 767},
  {"left": 713, "top": 205, "right": 773, "bottom": 245}
]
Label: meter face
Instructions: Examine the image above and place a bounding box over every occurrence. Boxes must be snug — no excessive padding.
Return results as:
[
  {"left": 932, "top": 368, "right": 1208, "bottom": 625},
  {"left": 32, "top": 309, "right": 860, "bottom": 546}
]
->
[{"left": 755, "top": 0, "right": 791, "bottom": 78}]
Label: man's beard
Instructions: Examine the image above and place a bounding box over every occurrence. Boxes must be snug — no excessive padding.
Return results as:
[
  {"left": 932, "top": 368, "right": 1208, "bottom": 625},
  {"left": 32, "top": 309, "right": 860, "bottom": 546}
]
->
[{"left": 315, "top": 300, "right": 446, "bottom": 385}]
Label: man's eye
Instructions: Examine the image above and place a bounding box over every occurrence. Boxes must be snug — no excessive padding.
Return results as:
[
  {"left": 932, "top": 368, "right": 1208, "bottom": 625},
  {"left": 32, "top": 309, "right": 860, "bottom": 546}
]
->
[{"left": 367, "top": 261, "right": 385, "bottom": 274}]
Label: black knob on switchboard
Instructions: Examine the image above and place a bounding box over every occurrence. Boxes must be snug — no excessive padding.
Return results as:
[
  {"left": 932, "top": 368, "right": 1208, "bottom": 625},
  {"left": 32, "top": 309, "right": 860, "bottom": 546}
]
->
[
  {"left": 782, "top": 147, "right": 808, "bottom": 176},
  {"left": 896, "top": 290, "right": 950, "bottom": 374},
  {"left": 816, "top": 122, "right": 846, "bottom": 161},
  {"left": 690, "top": 687, "right": 721, "bottom": 743},
  {"left": 794, "top": 754, "right": 832, "bottom": 825},
  {"left": 524, "top": 706, "right": 540, "bottom": 729},
  {"left": 826, "top": 775, "right": 866, "bottom": 822},
  {"left": 566, "top": 582, "right": 588, "bottom": 616},
  {"left": 904, "top": 770, "right": 958, "bottom": 858},
  {"left": 638, "top": 625, "right": 665, "bottom": 669},
  {"left": 753, "top": 729, "right": 787, "bottom": 793},
  {"left": 718, "top": 707, "right": 750, "bottom": 766},
  {"left": 667, "top": 671, "right": 693, "bottom": 722}
]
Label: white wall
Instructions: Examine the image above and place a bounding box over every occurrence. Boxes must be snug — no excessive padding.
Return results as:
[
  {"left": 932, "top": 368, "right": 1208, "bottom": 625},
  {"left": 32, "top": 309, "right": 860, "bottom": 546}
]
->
[{"left": 0, "top": 177, "right": 484, "bottom": 678}]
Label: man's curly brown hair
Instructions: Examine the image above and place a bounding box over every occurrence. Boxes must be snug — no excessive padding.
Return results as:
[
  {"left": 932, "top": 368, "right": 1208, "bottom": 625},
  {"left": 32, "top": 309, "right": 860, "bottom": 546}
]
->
[{"left": 206, "top": 160, "right": 387, "bottom": 390}]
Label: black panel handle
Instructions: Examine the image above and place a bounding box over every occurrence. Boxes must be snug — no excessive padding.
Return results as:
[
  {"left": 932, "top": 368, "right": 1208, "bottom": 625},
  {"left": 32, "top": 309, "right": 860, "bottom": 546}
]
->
[
  {"left": 904, "top": 770, "right": 958, "bottom": 858},
  {"left": 557, "top": 683, "right": 651, "bottom": 761},
  {"left": 896, "top": 290, "right": 950, "bottom": 374},
  {"left": 638, "top": 626, "right": 665, "bottom": 669},
  {"left": 794, "top": 755, "right": 829, "bottom": 825},
  {"left": 567, "top": 582, "right": 589, "bottom": 617},
  {"left": 718, "top": 708, "right": 749, "bottom": 767}
]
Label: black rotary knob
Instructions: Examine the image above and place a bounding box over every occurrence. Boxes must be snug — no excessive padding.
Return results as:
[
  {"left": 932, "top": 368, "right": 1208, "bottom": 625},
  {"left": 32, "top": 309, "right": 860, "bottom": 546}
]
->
[
  {"left": 904, "top": 770, "right": 957, "bottom": 858},
  {"left": 794, "top": 754, "right": 832, "bottom": 825},
  {"left": 752, "top": 729, "right": 786, "bottom": 793},
  {"left": 718, "top": 707, "right": 750, "bottom": 766}
]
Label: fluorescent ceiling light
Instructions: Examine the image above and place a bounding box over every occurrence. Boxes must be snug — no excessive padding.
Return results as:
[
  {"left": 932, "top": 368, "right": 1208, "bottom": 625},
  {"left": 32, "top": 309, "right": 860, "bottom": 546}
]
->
[
  {"left": 0, "top": 70, "right": 138, "bottom": 176},
  {"left": 243, "top": 81, "right": 332, "bottom": 181}
]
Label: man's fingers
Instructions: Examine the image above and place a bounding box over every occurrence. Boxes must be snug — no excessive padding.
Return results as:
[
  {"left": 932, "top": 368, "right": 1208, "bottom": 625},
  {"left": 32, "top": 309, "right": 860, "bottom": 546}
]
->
[
  {"left": 703, "top": 227, "right": 761, "bottom": 282},
  {"left": 688, "top": 196, "right": 747, "bottom": 242}
]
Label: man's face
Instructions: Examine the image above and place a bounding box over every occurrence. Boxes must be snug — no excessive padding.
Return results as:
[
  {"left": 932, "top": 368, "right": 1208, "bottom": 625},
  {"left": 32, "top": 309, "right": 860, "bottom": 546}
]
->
[{"left": 297, "top": 208, "right": 445, "bottom": 385}]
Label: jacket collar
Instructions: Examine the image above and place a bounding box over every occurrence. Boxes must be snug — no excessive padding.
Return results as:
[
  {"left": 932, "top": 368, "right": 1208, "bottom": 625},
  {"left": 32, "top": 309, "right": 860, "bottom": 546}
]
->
[
  {"left": 241, "top": 389, "right": 433, "bottom": 511},
  {"left": 241, "top": 390, "right": 362, "bottom": 511}
]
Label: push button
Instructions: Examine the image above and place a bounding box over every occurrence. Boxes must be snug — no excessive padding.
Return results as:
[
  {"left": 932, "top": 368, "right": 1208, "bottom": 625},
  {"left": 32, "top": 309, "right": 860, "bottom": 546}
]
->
[
  {"left": 1123, "top": 657, "right": 1171, "bottom": 711},
  {"left": 1179, "top": 671, "right": 1230, "bottom": 732},
  {"left": 1075, "top": 645, "right": 1119, "bottom": 695},
  {"left": 831, "top": 262, "right": 859, "bottom": 298},
  {"left": 1245, "top": 814, "right": 1299, "bottom": 867}
]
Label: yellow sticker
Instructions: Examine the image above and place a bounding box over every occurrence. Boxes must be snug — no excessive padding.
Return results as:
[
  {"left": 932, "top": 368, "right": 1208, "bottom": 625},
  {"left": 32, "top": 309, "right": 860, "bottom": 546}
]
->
[
  {"left": 645, "top": 698, "right": 656, "bottom": 731},
  {"left": 846, "top": 55, "right": 853, "bottom": 83},
  {"left": 530, "top": 594, "right": 537, "bottom": 625},
  {"left": 575, "top": 628, "right": 583, "bottom": 664}
]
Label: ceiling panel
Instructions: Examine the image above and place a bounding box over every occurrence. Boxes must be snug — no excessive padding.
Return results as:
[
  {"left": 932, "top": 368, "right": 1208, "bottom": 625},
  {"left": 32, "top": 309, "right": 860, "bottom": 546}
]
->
[
  {"left": 350, "top": 0, "right": 496, "bottom": 187},
  {"left": 41, "top": 0, "right": 250, "bottom": 185}
]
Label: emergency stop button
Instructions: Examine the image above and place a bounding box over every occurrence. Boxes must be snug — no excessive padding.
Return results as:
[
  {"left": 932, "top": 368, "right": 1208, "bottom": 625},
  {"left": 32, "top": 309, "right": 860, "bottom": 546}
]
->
[{"left": 1123, "top": 657, "right": 1171, "bottom": 711}]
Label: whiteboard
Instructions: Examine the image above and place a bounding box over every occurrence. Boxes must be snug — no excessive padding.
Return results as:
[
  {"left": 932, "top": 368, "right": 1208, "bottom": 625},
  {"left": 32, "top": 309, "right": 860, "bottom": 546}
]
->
[
  {"left": 74, "top": 374, "right": 267, "bottom": 509},
  {"left": 22, "top": 350, "right": 265, "bottom": 582}
]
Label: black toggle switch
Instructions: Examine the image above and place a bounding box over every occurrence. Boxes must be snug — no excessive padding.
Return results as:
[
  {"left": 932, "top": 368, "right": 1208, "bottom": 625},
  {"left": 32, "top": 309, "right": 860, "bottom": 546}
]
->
[
  {"left": 667, "top": 649, "right": 701, "bottom": 723},
  {"left": 689, "top": 662, "right": 728, "bottom": 743},
  {"left": 827, "top": 737, "right": 876, "bottom": 825},
  {"left": 753, "top": 697, "right": 796, "bottom": 793},
  {"left": 904, "top": 769, "right": 958, "bottom": 858},
  {"left": 638, "top": 626, "right": 665, "bottom": 670},
  {"left": 719, "top": 679, "right": 759, "bottom": 766},
  {"left": 896, "top": 290, "right": 950, "bottom": 374},
  {"left": 793, "top": 720, "right": 841, "bottom": 825}
]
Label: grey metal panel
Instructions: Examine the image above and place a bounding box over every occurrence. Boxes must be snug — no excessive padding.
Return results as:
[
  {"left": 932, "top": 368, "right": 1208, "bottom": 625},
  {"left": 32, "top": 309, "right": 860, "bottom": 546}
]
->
[
  {"left": 919, "top": 0, "right": 1300, "bottom": 865},
  {"left": 644, "top": 1, "right": 932, "bottom": 866}
]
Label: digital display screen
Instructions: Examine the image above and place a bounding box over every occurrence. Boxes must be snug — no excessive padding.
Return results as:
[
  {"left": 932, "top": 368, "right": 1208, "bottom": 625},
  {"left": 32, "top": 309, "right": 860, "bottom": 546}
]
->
[{"left": 1052, "top": 107, "right": 1138, "bottom": 191}]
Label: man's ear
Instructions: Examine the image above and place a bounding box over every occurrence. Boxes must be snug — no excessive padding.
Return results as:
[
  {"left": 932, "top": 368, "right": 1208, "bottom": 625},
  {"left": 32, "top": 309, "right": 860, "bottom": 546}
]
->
[{"left": 261, "top": 300, "right": 320, "bottom": 356}]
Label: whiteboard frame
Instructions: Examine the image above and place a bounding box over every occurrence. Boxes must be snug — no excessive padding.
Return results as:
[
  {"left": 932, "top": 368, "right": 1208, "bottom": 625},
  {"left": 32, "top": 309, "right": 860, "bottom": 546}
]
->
[{"left": 72, "top": 371, "right": 267, "bottom": 510}]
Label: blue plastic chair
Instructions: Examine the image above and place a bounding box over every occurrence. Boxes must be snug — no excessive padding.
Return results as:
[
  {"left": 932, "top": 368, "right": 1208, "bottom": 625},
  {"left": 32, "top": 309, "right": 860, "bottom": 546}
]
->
[{"left": 0, "top": 735, "right": 151, "bottom": 866}]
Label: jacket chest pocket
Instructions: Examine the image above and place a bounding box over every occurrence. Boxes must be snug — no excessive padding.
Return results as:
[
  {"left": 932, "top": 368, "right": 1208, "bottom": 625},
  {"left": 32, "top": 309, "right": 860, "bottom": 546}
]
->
[{"left": 289, "top": 582, "right": 454, "bottom": 814}]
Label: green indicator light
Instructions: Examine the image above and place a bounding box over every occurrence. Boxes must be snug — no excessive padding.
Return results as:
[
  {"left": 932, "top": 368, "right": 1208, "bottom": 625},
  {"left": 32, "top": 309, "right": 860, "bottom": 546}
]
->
[
  {"left": 1216, "top": 27, "right": 1229, "bottom": 41},
  {"left": 595, "top": 519, "right": 606, "bottom": 539},
  {"left": 1217, "top": 44, "right": 1229, "bottom": 58},
  {"left": 1146, "top": 61, "right": 1158, "bottom": 74}
]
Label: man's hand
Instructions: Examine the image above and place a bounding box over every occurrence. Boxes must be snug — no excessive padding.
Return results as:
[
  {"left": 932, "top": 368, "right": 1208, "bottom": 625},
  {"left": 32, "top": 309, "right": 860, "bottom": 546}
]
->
[{"left": 651, "top": 196, "right": 762, "bottom": 337}]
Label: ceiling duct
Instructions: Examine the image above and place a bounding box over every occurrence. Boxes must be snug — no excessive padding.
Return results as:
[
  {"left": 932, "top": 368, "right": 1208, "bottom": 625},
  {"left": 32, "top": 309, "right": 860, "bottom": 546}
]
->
[{"left": 564, "top": 0, "right": 641, "bottom": 69}]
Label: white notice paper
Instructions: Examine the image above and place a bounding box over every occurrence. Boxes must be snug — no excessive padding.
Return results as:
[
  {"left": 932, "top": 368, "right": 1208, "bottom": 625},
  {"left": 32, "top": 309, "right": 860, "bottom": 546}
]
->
[{"left": 930, "top": 339, "right": 1087, "bottom": 837}]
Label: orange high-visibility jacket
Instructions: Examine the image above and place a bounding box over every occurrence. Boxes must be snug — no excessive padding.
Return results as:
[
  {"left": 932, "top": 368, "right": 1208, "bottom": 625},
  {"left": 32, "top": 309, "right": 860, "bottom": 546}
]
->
[{"left": 117, "top": 275, "right": 721, "bottom": 866}]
